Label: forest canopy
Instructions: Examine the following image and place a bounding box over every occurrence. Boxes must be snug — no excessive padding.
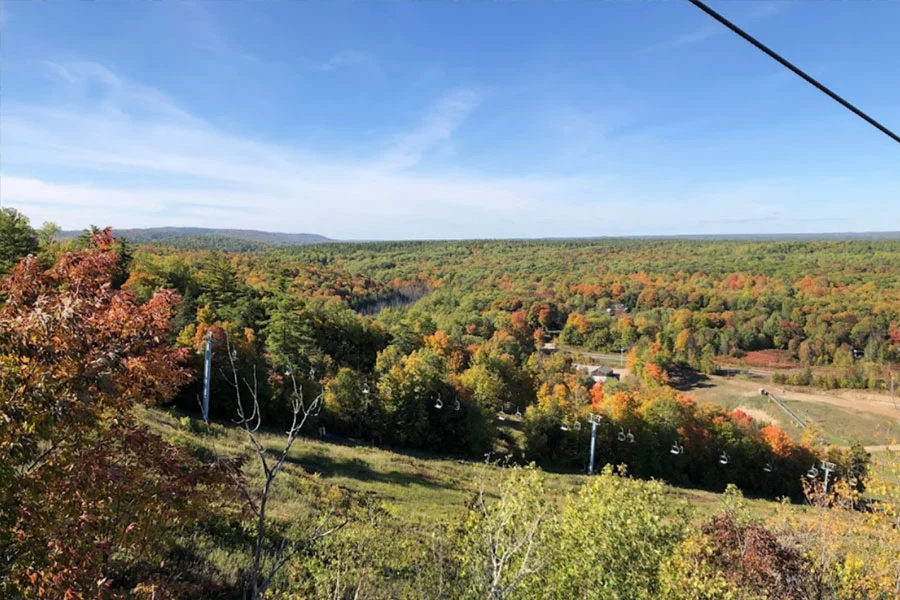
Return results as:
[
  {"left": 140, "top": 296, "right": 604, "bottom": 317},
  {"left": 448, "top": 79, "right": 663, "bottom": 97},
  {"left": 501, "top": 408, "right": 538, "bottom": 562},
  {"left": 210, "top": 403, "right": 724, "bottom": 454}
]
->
[{"left": 2, "top": 226, "right": 898, "bottom": 598}]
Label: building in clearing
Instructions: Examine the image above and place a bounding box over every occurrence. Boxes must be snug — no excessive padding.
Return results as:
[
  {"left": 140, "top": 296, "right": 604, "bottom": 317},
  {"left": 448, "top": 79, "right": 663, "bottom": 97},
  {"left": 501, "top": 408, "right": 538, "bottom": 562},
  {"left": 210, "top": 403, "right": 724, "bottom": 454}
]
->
[
  {"left": 587, "top": 365, "right": 619, "bottom": 383},
  {"left": 573, "top": 362, "right": 620, "bottom": 383}
]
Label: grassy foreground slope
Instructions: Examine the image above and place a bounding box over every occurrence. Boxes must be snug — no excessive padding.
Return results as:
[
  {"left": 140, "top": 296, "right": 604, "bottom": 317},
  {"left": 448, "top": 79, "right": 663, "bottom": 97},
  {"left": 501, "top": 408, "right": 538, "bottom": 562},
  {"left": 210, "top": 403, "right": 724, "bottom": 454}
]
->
[
  {"left": 142, "top": 405, "right": 803, "bottom": 527},
  {"left": 141, "top": 404, "right": 900, "bottom": 597}
]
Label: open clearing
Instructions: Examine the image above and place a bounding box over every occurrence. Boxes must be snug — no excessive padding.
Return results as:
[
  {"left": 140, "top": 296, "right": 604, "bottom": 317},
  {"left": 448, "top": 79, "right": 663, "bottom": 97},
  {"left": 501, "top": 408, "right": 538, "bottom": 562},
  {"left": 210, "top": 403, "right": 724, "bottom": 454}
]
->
[
  {"left": 689, "top": 374, "right": 900, "bottom": 448},
  {"left": 559, "top": 343, "right": 900, "bottom": 449}
]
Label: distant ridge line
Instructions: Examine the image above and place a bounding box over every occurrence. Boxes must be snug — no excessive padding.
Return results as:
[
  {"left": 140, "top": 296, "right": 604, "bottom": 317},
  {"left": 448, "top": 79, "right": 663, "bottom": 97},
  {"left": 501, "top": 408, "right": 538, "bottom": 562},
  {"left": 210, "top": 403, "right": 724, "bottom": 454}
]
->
[
  {"left": 346, "top": 231, "right": 900, "bottom": 243},
  {"left": 58, "top": 227, "right": 900, "bottom": 246},
  {"left": 59, "top": 226, "right": 333, "bottom": 246}
]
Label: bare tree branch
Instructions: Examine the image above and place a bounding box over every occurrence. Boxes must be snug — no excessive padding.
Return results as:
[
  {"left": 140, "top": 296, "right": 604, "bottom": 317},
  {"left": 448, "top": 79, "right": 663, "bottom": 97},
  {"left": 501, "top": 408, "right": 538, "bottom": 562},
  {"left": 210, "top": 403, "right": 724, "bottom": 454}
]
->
[{"left": 222, "top": 332, "right": 333, "bottom": 600}]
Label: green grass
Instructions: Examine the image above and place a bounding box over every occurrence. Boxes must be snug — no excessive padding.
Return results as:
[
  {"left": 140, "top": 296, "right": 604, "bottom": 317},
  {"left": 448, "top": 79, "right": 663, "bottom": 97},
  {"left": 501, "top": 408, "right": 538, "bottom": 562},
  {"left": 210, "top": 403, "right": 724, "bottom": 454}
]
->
[
  {"left": 140, "top": 406, "right": 803, "bottom": 526},
  {"left": 137, "top": 405, "right": 900, "bottom": 594},
  {"left": 705, "top": 393, "right": 899, "bottom": 447}
]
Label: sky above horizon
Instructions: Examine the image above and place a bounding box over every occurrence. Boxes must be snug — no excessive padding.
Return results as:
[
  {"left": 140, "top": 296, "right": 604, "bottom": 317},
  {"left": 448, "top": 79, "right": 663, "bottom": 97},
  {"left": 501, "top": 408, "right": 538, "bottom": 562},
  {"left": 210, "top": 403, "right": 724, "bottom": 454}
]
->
[{"left": 1, "top": 0, "right": 898, "bottom": 240}]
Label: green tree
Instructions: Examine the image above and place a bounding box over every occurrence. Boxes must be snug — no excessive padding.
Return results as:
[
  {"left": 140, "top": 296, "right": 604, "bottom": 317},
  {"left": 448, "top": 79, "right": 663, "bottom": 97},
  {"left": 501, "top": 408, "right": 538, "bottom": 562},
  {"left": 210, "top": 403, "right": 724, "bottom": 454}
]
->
[
  {"left": 323, "top": 367, "right": 372, "bottom": 436},
  {"left": 0, "top": 207, "right": 39, "bottom": 274},
  {"left": 459, "top": 363, "right": 506, "bottom": 412},
  {"left": 699, "top": 343, "right": 717, "bottom": 375},
  {"left": 534, "top": 466, "right": 690, "bottom": 600},
  {"left": 457, "top": 465, "right": 550, "bottom": 600},
  {"left": 263, "top": 296, "right": 322, "bottom": 375},
  {"left": 36, "top": 221, "right": 61, "bottom": 248}
]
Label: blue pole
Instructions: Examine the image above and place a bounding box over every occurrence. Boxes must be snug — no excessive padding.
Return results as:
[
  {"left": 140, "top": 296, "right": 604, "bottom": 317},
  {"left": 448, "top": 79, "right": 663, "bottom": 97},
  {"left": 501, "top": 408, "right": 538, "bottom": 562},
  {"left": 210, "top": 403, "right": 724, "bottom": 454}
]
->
[
  {"left": 202, "top": 332, "right": 212, "bottom": 422},
  {"left": 588, "top": 421, "right": 598, "bottom": 475}
]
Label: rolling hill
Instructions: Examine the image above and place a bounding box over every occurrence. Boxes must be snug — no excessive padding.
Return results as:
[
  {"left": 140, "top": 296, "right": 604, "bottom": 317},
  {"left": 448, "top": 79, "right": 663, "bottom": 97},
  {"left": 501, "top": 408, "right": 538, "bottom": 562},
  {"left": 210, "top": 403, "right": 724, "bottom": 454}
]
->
[{"left": 60, "top": 226, "right": 333, "bottom": 248}]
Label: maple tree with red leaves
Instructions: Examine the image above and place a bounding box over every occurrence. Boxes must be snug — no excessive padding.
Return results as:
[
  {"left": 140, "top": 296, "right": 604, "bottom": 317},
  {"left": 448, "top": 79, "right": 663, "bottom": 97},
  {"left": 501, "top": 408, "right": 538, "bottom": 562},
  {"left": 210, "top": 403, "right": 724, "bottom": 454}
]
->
[
  {"left": 0, "top": 230, "right": 190, "bottom": 471},
  {"left": 0, "top": 230, "right": 238, "bottom": 599}
]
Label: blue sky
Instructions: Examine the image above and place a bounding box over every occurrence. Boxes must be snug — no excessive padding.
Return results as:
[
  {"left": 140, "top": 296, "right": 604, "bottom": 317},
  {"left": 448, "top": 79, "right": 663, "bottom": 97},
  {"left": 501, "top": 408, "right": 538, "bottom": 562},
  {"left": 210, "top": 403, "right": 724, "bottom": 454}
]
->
[{"left": 1, "top": 0, "right": 898, "bottom": 239}]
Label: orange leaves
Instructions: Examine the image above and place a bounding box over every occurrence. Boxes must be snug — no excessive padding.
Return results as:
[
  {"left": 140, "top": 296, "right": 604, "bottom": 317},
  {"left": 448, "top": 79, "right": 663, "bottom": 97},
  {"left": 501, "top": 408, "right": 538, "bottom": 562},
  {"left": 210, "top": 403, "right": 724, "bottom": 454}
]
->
[
  {"left": 590, "top": 381, "right": 605, "bottom": 409},
  {"left": 607, "top": 391, "right": 640, "bottom": 422},
  {"left": 566, "top": 312, "right": 590, "bottom": 335},
  {"left": 760, "top": 424, "right": 796, "bottom": 459},
  {"left": 510, "top": 309, "right": 529, "bottom": 331},
  {"left": 536, "top": 373, "right": 591, "bottom": 415},
  {"left": 644, "top": 363, "right": 669, "bottom": 385},
  {"left": 674, "top": 392, "right": 696, "bottom": 409},
  {"left": 1, "top": 232, "right": 191, "bottom": 475},
  {"left": 625, "top": 347, "right": 641, "bottom": 371},
  {"left": 571, "top": 282, "right": 604, "bottom": 301},
  {"left": 794, "top": 275, "right": 823, "bottom": 296},
  {"left": 724, "top": 273, "right": 745, "bottom": 290},
  {"left": 730, "top": 409, "right": 755, "bottom": 430},
  {"left": 425, "top": 330, "right": 453, "bottom": 356},
  {"left": 538, "top": 305, "right": 553, "bottom": 328}
]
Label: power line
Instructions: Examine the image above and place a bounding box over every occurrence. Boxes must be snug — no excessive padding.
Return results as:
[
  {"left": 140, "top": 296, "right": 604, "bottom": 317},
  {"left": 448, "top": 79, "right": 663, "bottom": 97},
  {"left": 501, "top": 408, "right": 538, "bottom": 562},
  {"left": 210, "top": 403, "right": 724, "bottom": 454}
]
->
[{"left": 685, "top": 0, "right": 900, "bottom": 147}]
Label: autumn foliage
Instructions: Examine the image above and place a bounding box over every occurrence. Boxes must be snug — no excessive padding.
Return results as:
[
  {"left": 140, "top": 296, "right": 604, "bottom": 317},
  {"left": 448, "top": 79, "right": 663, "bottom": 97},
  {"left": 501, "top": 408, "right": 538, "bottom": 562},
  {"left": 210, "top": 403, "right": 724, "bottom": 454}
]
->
[
  {"left": 0, "top": 230, "right": 189, "bottom": 473},
  {"left": 0, "top": 231, "right": 237, "bottom": 598}
]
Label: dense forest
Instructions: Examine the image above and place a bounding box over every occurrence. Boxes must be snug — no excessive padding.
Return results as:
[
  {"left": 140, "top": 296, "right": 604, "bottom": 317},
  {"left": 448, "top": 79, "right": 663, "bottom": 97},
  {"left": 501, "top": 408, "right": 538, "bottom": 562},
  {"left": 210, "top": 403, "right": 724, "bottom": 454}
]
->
[{"left": 2, "top": 207, "right": 899, "bottom": 599}]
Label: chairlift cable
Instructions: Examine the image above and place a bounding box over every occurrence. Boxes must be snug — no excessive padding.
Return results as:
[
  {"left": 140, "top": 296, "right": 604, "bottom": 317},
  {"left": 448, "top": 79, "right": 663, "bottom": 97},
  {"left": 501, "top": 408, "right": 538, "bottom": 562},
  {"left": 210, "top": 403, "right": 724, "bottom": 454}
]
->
[{"left": 686, "top": 0, "right": 900, "bottom": 146}]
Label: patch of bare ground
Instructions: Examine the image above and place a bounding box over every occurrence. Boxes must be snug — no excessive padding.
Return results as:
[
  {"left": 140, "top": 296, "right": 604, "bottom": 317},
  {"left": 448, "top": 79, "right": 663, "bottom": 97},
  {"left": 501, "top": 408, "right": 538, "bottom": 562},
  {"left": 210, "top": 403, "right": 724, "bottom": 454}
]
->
[
  {"left": 735, "top": 406, "right": 779, "bottom": 426},
  {"left": 698, "top": 375, "right": 900, "bottom": 419}
]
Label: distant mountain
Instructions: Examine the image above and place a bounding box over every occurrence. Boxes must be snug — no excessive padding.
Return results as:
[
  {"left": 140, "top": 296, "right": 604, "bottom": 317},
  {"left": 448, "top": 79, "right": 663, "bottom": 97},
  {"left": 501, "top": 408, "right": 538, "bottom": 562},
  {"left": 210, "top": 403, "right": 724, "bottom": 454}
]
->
[{"left": 60, "top": 227, "right": 333, "bottom": 248}]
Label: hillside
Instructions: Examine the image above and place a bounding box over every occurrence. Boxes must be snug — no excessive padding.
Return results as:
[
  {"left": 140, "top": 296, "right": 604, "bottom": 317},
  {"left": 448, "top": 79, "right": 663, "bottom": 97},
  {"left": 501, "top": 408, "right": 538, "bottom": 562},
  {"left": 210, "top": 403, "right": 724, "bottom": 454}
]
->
[
  {"left": 60, "top": 226, "right": 333, "bottom": 247},
  {"left": 6, "top": 225, "right": 900, "bottom": 599},
  {"left": 140, "top": 405, "right": 817, "bottom": 588}
]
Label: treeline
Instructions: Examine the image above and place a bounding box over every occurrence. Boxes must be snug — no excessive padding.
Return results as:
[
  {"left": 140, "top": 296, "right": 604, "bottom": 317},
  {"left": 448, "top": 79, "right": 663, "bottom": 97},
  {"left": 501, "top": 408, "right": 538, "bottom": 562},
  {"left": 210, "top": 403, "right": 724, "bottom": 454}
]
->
[
  {"left": 280, "top": 238, "right": 900, "bottom": 390},
  {"left": 0, "top": 213, "right": 881, "bottom": 496},
  {"left": 91, "top": 228, "right": 884, "bottom": 495},
  {"left": 114, "top": 236, "right": 867, "bottom": 500}
]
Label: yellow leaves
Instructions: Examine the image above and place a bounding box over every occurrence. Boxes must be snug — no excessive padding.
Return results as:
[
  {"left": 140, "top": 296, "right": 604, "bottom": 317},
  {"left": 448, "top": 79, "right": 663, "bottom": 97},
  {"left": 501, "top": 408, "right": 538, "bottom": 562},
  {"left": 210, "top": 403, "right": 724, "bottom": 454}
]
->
[
  {"left": 196, "top": 303, "right": 216, "bottom": 325},
  {"left": 175, "top": 323, "right": 197, "bottom": 348},
  {"left": 424, "top": 330, "right": 453, "bottom": 356},
  {"left": 830, "top": 553, "right": 878, "bottom": 599}
]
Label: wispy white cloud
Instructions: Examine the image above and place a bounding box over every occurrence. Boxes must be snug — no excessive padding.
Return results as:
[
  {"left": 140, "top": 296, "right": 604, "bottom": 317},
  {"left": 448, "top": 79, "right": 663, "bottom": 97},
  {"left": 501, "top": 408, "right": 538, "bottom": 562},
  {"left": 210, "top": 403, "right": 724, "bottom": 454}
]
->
[
  {"left": 747, "top": 2, "right": 788, "bottom": 21},
  {"left": 1, "top": 61, "right": 580, "bottom": 237},
  {"left": 647, "top": 26, "right": 720, "bottom": 52},
  {"left": 303, "top": 50, "right": 377, "bottom": 73},
  {"left": 375, "top": 89, "right": 481, "bottom": 171},
  {"left": 642, "top": 1, "right": 787, "bottom": 53},
  {"left": 2, "top": 59, "right": 896, "bottom": 239},
  {"left": 171, "top": 1, "right": 262, "bottom": 65}
]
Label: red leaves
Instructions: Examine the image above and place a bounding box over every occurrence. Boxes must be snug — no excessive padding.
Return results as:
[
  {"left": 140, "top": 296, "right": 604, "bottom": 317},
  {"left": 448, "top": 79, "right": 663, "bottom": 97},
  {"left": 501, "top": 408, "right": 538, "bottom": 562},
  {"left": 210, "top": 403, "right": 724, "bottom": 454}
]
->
[
  {"left": 11, "top": 423, "right": 240, "bottom": 599},
  {"left": 700, "top": 513, "right": 813, "bottom": 598},
  {"left": 730, "top": 409, "right": 755, "bottom": 430},
  {"left": 890, "top": 328, "right": 900, "bottom": 346},
  {"left": 1, "top": 231, "right": 231, "bottom": 598},
  {"left": 1, "top": 230, "right": 190, "bottom": 465}
]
